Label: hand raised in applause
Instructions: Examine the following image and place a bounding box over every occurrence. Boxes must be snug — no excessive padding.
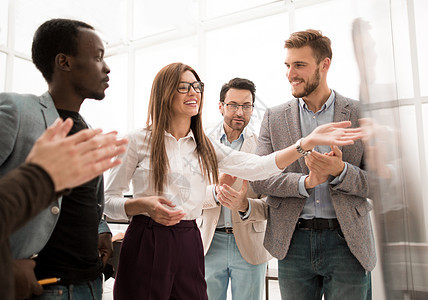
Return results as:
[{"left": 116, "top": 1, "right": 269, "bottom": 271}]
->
[
  {"left": 302, "top": 121, "right": 363, "bottom": 150},
  {"left": 304, "top": 145, "right": 344, "bottom": 189},
  {"left": 26, "top": 118, "right": 128, "bottom": 191},
  {"left": 216, "top": 173, "right": 249, "bottom": 213}
]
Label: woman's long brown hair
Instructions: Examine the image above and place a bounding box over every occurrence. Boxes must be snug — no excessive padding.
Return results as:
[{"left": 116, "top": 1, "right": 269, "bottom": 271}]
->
[{"left": 145, "top": 63, "right": 219, "bottom": 193}]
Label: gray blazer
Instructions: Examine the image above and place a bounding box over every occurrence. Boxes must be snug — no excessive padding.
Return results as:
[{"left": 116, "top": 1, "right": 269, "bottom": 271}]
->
[
  {"left": 0, "top": 92, "right": 108, "bottom": 259},
  {"left": 251, "top": 91, "right": 376, "bottom": 271}
]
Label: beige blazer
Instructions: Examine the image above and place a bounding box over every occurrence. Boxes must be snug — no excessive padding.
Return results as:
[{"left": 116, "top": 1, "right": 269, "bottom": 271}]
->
[{"left": 199, "top": 126, "right": 272, "bottom": 265}]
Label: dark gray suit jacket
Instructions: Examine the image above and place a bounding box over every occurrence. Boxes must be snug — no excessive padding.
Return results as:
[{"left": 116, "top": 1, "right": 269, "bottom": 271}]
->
[{"left": 251, "top": 91, "right": 376, "bottom": 271}]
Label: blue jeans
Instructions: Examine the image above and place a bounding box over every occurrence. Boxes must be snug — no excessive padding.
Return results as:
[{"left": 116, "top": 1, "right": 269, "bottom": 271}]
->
[
  {"left": 205, "top": 231, "right": 267, "bottom": 300},
  {"left": 278, "top": 228, "right": 371, "bottom": 300},
  {"left": 32, "top": 276, "right": 102, "bottom": 300}
]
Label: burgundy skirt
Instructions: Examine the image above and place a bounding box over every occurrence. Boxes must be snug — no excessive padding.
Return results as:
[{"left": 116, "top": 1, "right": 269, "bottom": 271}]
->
[{"left": 113, "top": 215, "right": 208, "bottom": 300}]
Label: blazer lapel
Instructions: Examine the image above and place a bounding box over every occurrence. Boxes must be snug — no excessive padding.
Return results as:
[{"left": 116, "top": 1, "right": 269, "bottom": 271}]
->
[
  {"left": 284, "top": 99, "right": 308, "bottom": 173},
  {"left": 240, "top": 128, "right": 254, "bottom": 154},
  {"left": 39, "top": 92, "right": 59, "bottom": 128},
  {"left": 333, "top": 92, "right": 351, "bottom": 123},
  {"left": 332, "top": 92, "right": 351, "bottom": 151}
]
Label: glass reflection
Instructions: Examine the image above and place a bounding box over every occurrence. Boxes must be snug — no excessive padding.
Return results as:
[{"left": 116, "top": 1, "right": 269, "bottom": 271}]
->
[
  {"left": 0, "top": 0, "right": 7, "bottom": 47},
  {"left": 0, "top": 53, "right": 5, "bottom": 92},
  {"left": 353, "top": 13, "right": 428, "bottom": 299}
]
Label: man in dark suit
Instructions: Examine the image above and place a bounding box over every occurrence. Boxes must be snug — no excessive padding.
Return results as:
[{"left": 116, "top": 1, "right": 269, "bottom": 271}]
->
[
  {"left": 251, "top": 29, "right": 374, "bottom": 299},
  {"left": 0, "top": 19, "right": 113, "bottom": 299}
]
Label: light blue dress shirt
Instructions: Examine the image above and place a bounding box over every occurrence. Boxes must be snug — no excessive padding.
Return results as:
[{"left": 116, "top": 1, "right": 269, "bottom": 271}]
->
[
  {"left": 297, "top": 90, "right": 348, "bottom": 219},
  {"left": 215, "top": 128, "right": 251, "bottom": 228}
]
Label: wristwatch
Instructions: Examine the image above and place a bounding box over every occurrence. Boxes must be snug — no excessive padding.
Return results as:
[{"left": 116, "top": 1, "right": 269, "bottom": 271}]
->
[{"left": 295, "top": 138, "right": 312, "bottom": 156}]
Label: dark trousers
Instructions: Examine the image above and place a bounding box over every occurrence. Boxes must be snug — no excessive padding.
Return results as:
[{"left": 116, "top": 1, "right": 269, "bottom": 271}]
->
[{"left": 113, "top": 215, "right": 208, "bottom": 300}]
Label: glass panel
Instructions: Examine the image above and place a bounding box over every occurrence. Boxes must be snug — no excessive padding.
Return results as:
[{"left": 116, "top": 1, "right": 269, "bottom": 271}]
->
[
  {"left": 389, "top": 0, "right": 413, "bottom": 99},
  {"left": 294, "top": 0, "right": 364, "bottom": 101},
  {"left": 80, "top": 54, "right": 129, "bottom": 135},
  {"left": 205, "top": 0, "right": 278, "bottom": 19},
  {"left": 133, "top": 37, "right": 198, "bottom": 129},
  {"left": 423, "top": 104, "right": 428, "bottom": 230},
  {"left": 414, "top": 0, "right": 428, "bottom": 96},
  {"left": 12, "top": 57, "right": 45, "bottom": 95},
  {"left": 0, "top": 53, "right": 5, "bottom": 92},
  {"left": 0, "top": 0, "right": 7, "bottom": 46},
  {"left": 205, "top": 13, "right": 289, "bottom": 131},
  {"left": 355, "top": 0, "right": 428, "bottom": 295},
  {"left": 397, "top": 106, "right": 425, "bottom": 241},
  {"left": 14, "top": 0, "right": 127, "bottom": 55},
  {"left": 132, "top": 0, "right": 194, "bottom": 39}
]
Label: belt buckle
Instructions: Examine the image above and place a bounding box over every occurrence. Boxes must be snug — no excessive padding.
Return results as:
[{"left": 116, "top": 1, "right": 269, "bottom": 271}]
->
[
  {"left": 225, "top": 227, "right": 233, "bottom": 234},
  {"left": 313, "top": 219, "right": 319, "bottom": 230}
]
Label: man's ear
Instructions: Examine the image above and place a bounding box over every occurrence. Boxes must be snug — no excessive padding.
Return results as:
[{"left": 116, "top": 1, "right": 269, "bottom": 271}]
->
[
  {"left": 218, "top": 101, "right": 224, "bottom": 116},
  {"left": 321, "top": 57, "right": 331, "bottom": 72},
  {"left": 55, "top": 53, "right": 71, "bottom": 71}
]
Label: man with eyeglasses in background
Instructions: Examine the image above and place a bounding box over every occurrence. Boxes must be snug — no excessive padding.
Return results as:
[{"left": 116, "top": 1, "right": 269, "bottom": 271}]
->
[{"left": 199, "top": 78, "right": 271, "bottom": 300}]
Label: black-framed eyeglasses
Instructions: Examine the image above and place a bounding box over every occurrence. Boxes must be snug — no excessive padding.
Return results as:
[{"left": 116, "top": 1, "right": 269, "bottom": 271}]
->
[
  {"left": 177, "top": 81, "right": 204, "bottom": 94},
  {"left": 222, "top": 102, "right": 254, "bottom": 113}
]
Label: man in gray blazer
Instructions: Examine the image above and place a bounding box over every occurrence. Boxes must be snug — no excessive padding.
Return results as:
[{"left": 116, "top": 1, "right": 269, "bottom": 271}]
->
[
  {"left": 0, "top": 19, "right": 113, "bottom": 299},
  {"left": 1, "top": 118, "right": 126, "bottom": 300},
  {"left": 251, "top": 30, "right": 375, "bottom": 299},
  {"left": 200, "top": 78, "right": 271, "bottom": 300}
]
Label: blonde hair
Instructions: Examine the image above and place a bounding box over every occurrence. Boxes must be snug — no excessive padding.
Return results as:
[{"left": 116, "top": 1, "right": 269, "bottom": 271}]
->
[{"left": 146, "top": 62, "right": 219, "bottom": 193}]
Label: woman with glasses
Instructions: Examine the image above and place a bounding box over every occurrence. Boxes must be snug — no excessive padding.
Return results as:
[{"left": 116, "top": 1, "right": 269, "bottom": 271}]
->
[{"left": 104, "top": 62, "right": 362, "bottom": 299}]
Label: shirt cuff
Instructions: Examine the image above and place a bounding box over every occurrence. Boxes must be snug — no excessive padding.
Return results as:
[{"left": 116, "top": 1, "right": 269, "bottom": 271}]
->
[
  {"left": 238, "top": 200, "right": 251, "bottom": 220},
  {"left": 330, "top": 163, "right": 348, "bottom": 185},
  {"left": 298, "top": 175, "right": 311, "bottom": 197}
]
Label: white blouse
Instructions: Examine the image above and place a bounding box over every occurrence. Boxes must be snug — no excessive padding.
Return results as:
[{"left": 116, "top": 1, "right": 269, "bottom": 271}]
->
[{"left": 104, "top": 128, "right": 281, "bottom": 220}]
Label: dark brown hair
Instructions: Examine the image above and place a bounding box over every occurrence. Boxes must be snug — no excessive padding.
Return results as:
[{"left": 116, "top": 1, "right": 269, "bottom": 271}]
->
[{"left": 219, "top": 77, "right": 256, "bottom": 104}]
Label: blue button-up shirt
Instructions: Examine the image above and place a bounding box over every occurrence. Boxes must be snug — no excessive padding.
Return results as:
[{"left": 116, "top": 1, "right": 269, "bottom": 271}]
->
[
  {"left": 215, "top": 128, "right": 251, "bottom": 227},
  {"left": 297, "top": 90, "right": 347, "bottom": 219}
]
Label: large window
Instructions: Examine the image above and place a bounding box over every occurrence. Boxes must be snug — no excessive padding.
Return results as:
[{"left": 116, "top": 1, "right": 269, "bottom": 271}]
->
[
  {"left": 13, "top": 0, "right": 127, "bottom": 56},
  {"left": 205, "top": 0, "right": 279, "bottom": 19},
  {"left": 12, "top": 57, "right": 45, "bottom": 94},
  {"left": 134, "top": 36, "right": 199, "bottom": 129},
  {"left": 414, "top": 0, "right": 428, "bottom": 97},
  {"left": 2, "top": 2, "right": 428, "bottom": 297},
  {"left": 294, "top": 0, "right": 362, "bottom": 100},
  {"left": 80, "top": 54, "right": 129, "bottom": 135},
  {"left": 0, "top": 0, "right": 7, "bottom": 47},
  {"left": 205, "top": 12, "right": 289, "bottom": 129},
  {"left": 0, "top": 53, "right": 5, "bottom": 92}
]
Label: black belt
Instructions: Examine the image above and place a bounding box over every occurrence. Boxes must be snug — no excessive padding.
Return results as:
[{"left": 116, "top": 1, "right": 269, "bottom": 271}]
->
[
  {"left": 216, "top": 227, "right": 233, "bottom": 234},
  {"left": 297, "top": 218, "right": 339, "bottom": 230}
]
